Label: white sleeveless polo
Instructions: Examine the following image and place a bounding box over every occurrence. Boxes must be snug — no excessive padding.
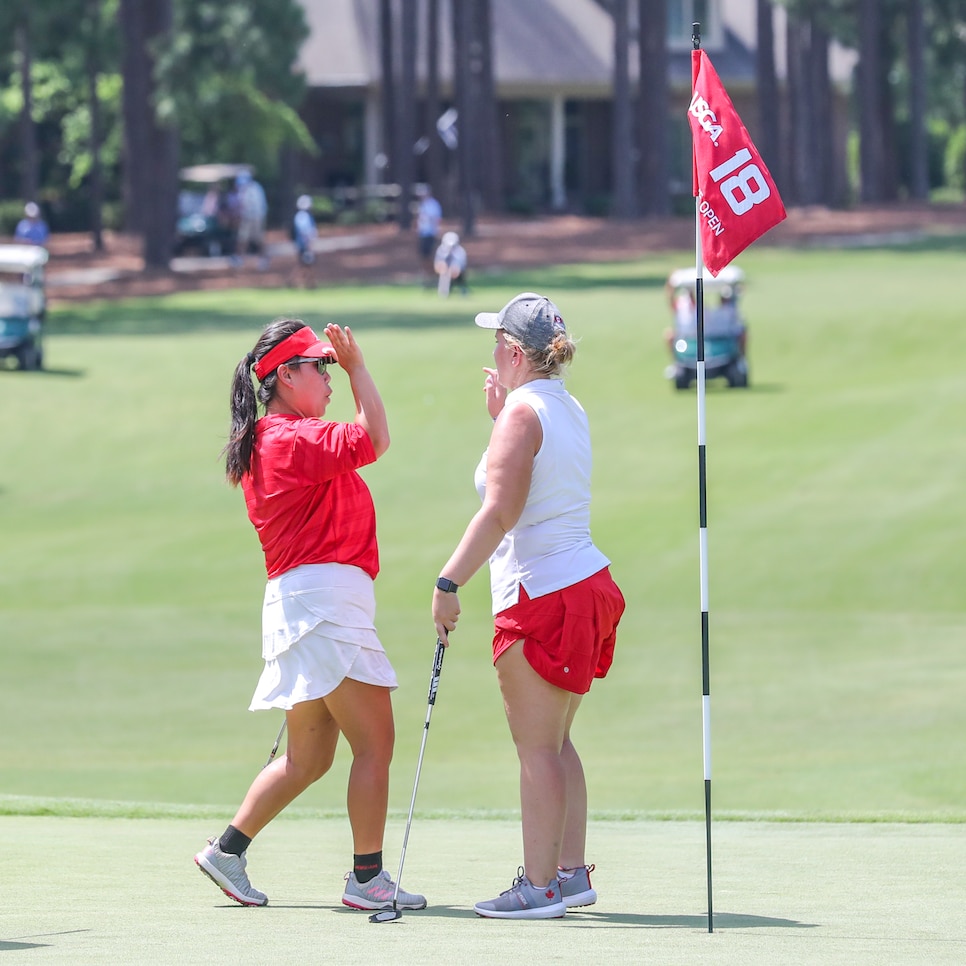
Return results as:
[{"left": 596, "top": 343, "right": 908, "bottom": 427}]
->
[{"left": 474, "top": 379, "right": 610, "bottom": 614}]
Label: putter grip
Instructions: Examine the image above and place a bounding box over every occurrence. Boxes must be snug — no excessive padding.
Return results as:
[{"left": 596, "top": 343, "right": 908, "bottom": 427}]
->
[{"left": 427, "top": 638, "right": 446, "bottom": 705}]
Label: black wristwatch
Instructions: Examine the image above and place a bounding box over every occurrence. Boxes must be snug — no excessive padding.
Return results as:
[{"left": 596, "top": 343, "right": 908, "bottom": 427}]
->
[{"left": 435, "top": 577, "right": 460, "bottom": 593}]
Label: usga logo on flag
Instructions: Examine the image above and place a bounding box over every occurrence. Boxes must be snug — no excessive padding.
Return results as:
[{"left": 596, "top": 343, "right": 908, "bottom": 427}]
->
[{"left": 689, "top": 50, "right": 786, "bottom": 275}]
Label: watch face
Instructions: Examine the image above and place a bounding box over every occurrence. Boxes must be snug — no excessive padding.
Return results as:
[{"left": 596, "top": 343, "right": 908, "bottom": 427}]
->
[{"left": 436, "top": 577, "right": 458, "bottom": 593}]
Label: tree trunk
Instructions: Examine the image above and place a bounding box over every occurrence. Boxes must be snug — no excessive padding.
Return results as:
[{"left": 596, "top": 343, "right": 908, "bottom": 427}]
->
[
  {"left": 612, "top": 0, "right": 635, "bottom": 218},
  {"left": 476, "top": 0, "right": 502, "bottom": 212},
  {"left": 424, "top": 0, "right": 443, "bottom": 197},
  {"left": 140, "top": 0, "right": 178, "bottom": 268},
  {"left": 755, "top": 0, "right": 782, "bottom": 190},
  {"left": 87, "top": 0, "right": 105, "bottom": 252},
  {"left": 962, "top": 62, "right": 966, "bottom": 193},
  {"left": 809, "top": 22, "right": 838, "bottom": 206},
  {"left": 396, "top": 0, "right": 417, "bottom": 228},
  {"left": 907, "top": 0, "right": 928, "bottom": 200},
  {"left": 379, "top": 0, "right": 395, "bottom": 184},
  {"left": 119, "top": 0, "right": 146, "bottom": 233},
  {"left": 453, "top": 0, "right": 477, "bottom": 235},
  {"left": 785, "top": 15, "right": 805, "bottom": 205},
  {"left": 788, "top": 14, "right": 830, "bottom": 206},
  {"left": 857, "top": 0, "right": 886, "bottom": 202},
  {"left": 637, "top": 0, "right": 670, "bottom": 216},
  {"left": 16, "top": 18, "right": 39, "bottom": 205}
]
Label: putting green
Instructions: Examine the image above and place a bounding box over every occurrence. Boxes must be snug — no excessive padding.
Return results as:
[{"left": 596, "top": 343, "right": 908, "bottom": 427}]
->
[{"left": 2, "top": 815, "right": 963, "bottom": 964}]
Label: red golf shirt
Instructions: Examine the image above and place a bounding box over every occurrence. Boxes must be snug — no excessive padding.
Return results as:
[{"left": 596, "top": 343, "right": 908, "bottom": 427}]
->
[{"left": 242, "top": 414, "right": 379, "bottom": 580}]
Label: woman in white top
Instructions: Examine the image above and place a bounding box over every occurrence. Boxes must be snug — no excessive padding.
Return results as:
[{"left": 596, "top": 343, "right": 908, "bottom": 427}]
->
[{"left": 432, "top": 292, "right": 625, "bottom": 920}]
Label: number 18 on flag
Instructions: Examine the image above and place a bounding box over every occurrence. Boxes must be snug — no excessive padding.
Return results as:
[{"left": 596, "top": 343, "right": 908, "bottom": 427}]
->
[{"left": 689, "top": 49, "right": 786, "bottom": 276}]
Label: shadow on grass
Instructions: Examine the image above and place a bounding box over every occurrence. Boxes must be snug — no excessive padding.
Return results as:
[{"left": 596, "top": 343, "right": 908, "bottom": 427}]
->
[
  {"left": 668, "top": 381, "right": 786, "bottom": 395},
  {"left": 354, "top": 906, "right": 817, "bottom": 929},
  {"left": 565, "top": 910, "right": 817, "bottom": 930},
  {"left": 48, "top": 305, "right": 481, "bottom": 337},
  {"left": 794, "top": 233, "right": 966, "bottom": 255},
  {"left": 0, "top": 366, "right": 86, "bottom": 378},
  {"left": 45, "top": 268, "right": 671, "bottom": 338},
  {"left": 515, "top": 272, "right": 669, "bottom": 292},
  {"left": 1, "top": 929, "right": 90, "bottom": 950}
]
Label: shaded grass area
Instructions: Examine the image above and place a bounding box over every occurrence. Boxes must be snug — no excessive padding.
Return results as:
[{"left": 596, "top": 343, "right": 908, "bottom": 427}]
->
[
  {"left": 2, "top": 815, "right": 964, "bottom": 966},
  {"left": 1, "top": 793, "right": 962, "bottom": 825},
  {"left": 43, "top": 232, "right": 966, "bottom": 337},
  {"left": 44, "top": 261, "right": 673, "bottom": 335},
  {"left": 2, "top": 243, "right": 964, "bottom": 823}
]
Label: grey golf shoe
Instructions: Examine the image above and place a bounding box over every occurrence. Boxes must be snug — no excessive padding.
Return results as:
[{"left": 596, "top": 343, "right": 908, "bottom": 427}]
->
[
  {"left": 341, "top": 869, "right": 427, "bottom": 910},
  {"left": 558, "top": 863, "right": 597, "bottom": 908},
  {"left": 474, "top": 868, "right": 567, "bottom": 919},
  {"left": 194, "top": 837, "right": 268, "bottom": 907}
]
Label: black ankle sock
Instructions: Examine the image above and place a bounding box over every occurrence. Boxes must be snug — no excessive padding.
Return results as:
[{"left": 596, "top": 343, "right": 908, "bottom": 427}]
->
[
  {"left": 353, "top": 851, "right": 382, "bottom": 883},
  {"left": 219, "top": 825, "right": 252, "bottom": 856}
]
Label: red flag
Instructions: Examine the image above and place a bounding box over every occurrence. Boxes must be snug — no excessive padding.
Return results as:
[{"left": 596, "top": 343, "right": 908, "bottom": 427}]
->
[{"left": 689, "top": 50, "right": 786, "bottom": 276}]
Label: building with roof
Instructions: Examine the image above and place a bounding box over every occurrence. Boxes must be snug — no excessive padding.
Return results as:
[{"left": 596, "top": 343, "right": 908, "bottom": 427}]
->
[{"left": 293, "top": 0, "right": 854, "bottom": 214}]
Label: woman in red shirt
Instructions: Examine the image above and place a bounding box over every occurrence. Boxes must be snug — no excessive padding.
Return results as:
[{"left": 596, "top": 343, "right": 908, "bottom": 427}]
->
[{"left": 194, "top": 318, "right": 425, "bottom": 913}]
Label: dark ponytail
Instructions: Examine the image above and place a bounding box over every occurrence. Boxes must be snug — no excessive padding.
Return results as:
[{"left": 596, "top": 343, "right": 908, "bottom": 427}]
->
[{"left": 223, "top": 318, "right": 308, "bottom": 486}]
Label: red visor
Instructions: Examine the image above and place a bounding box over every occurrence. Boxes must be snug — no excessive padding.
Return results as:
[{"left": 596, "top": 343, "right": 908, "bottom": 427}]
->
[{"left": 253, "top": 326, "right": 336, "bottom": 381}]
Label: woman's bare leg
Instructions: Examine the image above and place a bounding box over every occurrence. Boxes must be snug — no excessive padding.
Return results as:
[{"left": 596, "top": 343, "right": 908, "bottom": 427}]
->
[
  {"left": 230, "top": 696, "right": 340, "bottom": 839},
  {"left": 320, "top": 678, "right": 395, "bottom": 854},
  {"left": 229, "top": 677, "right": 394, "bottom": 852},
  {"left": 495, "top": 642, "right": 576, "bottom": 888},
  {"left": 559, "top": 692, "right": 588, "bottom": 869}
]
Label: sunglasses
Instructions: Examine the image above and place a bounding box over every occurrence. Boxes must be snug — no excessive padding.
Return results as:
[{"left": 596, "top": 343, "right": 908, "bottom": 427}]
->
[{"left": 286, "top": 356, "right": 335, "bottom": 374}]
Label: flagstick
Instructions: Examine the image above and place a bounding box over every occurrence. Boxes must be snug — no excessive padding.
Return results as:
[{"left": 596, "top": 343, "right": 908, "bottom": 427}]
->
[{"left": 692, "top": 20, "right": 714, "bottom": 937}]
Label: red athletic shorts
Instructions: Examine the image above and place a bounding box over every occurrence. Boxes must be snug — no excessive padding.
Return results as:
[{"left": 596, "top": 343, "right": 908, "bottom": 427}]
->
[{"left": 492, "top": 567, "right": 625, "bottom": 694}]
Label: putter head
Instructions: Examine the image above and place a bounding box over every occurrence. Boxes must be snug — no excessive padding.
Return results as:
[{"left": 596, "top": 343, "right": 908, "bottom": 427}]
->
[{"left": 369, "top": 907, "right": 402, "bottom": 923}]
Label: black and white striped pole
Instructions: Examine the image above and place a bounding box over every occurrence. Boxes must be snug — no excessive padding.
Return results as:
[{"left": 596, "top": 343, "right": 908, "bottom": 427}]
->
[{"left": 692, "top": 20, "right": 714, "bottom": 937}]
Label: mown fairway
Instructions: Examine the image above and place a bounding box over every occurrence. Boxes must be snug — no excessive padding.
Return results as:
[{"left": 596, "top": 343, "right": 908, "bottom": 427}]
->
[{"left": 2, "top": 238, "right": 964, "bottom": 821}]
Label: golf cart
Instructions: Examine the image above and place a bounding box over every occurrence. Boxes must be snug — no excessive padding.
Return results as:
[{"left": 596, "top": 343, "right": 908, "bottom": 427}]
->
[
  {"left": 0, "top": 244, "right": 48, "bottom": 370},
  {"left": 174, "top": 163, "right": 252, "bottom": 256},
  {"left": 666, "top": 264, "right": 748, "bottom": 390}
]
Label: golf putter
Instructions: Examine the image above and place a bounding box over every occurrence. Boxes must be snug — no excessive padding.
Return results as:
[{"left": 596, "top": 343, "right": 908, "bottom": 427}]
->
[
  {"left": 370, "top": 636, "right": 447, "bottom": 923},
  {"left": 263, "top": 719, "right": 287, "bottom": 769}
]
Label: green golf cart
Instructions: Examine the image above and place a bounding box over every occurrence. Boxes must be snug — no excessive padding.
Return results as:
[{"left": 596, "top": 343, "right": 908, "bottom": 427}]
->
[
  {"left": 667, "top": 264, "right": 749, "bottom": 390},
  {"left": 0, "top": 244, "right": 48, "bottom": 371}
]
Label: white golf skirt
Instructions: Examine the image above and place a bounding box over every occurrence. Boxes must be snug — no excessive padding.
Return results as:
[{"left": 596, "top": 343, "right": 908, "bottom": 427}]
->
[{"left": 249, "top": 563, "right": 398, "bottom": 711}]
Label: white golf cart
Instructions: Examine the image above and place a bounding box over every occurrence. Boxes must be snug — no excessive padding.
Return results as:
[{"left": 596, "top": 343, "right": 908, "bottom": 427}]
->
[
  {"left": 666, "top": 264, "right": 748, "bottom": 390},
  {"left": 0, "top": 244, "right": 48, "bottom": 371}
]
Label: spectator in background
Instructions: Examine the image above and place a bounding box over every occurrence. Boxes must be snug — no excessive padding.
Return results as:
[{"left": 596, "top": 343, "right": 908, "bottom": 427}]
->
[
  {"left": 663, "top": 282, "right": 746, "bottom": 360},
  {"left": 14, "top": 203, "right": 49, "bottom": 246},
  {"left": 663, "top": 282, "right": 696, "bottom": 358},
  {"left": 219, "top": 180, "right": 242, "bottom": 255},
  {"left": 415, "top": 184, "right": 442, "bottom": 285},
  {"left": 200, "top": 186, "right": 221, "bottom": 219},
  {"left": 705, "top": 285, "right": 747, "bottom": 353},
  {"left": 433, "top": 231, "right": 468, "bottom": 297},
  {"left": 234, "top": 171, "right": 268, "bottom": 270},
  {"left": 290, "top": 194, "right": 318, "bottom": 289}
]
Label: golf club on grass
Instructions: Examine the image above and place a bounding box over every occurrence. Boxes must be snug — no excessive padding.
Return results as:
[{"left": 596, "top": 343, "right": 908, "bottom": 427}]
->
[
  {"left": 370, "top": 636, "right": 447, "bottom": 924},
  {"left": 264, "top": 719, "right": 287, "bottom": 769}
]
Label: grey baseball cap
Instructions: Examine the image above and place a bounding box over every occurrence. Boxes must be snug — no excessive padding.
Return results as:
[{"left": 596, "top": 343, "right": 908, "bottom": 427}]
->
[{"left": 474, "top": 292, "right": 566, "bottom": 351}]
